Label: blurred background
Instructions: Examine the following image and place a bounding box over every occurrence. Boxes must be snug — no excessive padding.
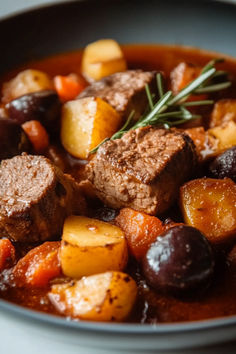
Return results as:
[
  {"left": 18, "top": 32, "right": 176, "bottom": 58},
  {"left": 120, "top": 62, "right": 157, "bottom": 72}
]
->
[
  {"left": 0, "top": 0, "right": 65, "bottom": 17},
  {"left": 1, "top": 0, "right": 236, "bottom": 18}
]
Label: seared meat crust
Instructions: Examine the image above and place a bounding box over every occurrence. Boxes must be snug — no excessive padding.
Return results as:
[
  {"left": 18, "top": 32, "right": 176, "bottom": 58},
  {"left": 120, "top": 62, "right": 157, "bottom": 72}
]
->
[
  {"left": 87, "top": 127, "right": 197, "bottom": 215},
  {"left": 0, "top": 154, "right": 86, "bottom": 242},
  {"left": 79, "top": 70, "right": 157, "bottom": 119}
]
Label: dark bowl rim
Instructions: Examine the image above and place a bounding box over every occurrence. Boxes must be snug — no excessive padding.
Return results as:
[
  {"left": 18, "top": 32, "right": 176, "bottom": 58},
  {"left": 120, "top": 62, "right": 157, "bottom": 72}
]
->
[
  {"left": 1, "top": 297, "right": 236, "bottom": 334},
  {"left": 1, "top": 0, "right": 236, "bottom": 335},
  {"left": 0, "top": 0, "right": 236, "bottom": 23}
]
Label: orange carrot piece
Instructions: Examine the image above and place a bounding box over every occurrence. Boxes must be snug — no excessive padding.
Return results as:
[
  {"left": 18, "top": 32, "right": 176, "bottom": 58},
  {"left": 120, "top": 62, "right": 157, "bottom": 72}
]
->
[
  {"left": 54, "top": 74, "right": 87, "bottom": 102},
  {"left": 22, "top": 120, "right": 49, "bottom": 153},
  {"left": 0, "top": 239, "right": 15, "bottom": 272},
  {"left": 170, "top": 62, "right": 207, "bottom": 101},
  {"left": 170, "top": 62, "right": 202, "bottom": 93},
  {"left": 116, "top": 208, "right": 165, "bottom": 260},
  {"left": 13, "top": 242, "right": 61, "bottom": 287}
]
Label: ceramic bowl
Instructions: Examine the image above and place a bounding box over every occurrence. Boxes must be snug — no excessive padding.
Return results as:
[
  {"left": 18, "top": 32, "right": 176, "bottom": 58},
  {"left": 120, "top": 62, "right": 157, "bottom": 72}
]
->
[{"left": 0, "top": 0, "right": 236, "bottom": 352}]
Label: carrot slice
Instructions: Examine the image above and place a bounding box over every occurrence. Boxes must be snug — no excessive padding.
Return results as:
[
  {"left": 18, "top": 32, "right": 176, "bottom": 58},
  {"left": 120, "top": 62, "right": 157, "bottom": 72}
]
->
[
  {"left": 116, "top": 208, "right": 165, "bottom": 260},
  {"left": 54, "top": 74, "right": 87, "bottom": 102},
  {"left": 13, "top": 242, "right": 61, "bottom": 287},
  {"left": 22, "top": 120, "right": 49, "bottom": 153},
  {"left": 0, "top": 239, "right": 15, "bottom": 272},
  {"left": 170, "top": 62, "right": 207, "bottom": 101}
]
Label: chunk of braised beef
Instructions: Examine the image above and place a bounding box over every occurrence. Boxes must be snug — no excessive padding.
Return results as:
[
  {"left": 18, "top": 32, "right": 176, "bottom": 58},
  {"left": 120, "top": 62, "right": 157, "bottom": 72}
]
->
[
  {"left": 0, "top": 155, "right": 86, "bottom": 242},
  {"left": 87, "top": 127, "right": 197, "bottom": 215},
  {"left": 0, "top": 118, "right": 31, "bottom": 160}
]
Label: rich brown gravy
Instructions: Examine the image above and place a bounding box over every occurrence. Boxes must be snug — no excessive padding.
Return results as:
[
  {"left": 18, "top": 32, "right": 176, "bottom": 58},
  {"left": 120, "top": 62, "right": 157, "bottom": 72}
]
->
[{"left": 1, "top": 45, "right": 236, "bottom": 323}]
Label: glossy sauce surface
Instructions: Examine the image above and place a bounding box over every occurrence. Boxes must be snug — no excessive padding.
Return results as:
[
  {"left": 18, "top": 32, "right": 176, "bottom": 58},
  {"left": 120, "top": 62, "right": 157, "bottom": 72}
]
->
[{"left": 1, "top": 45, "right": 236, "bottom": 323}]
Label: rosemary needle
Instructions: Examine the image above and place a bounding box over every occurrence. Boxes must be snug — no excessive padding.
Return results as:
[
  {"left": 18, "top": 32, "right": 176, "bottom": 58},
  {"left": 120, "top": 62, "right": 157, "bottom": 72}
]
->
[
  {"left": 145, "top": 84, "right": 154, "bottom": 110},
  {"left": 157, "top": 74, "right": 164, "bottom": 98}
]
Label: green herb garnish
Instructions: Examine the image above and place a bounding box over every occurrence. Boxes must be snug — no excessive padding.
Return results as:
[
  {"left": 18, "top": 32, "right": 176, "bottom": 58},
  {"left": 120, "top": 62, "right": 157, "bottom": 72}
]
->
[{"left": 90, "top": 59, "right": 231, "bottom": 154}]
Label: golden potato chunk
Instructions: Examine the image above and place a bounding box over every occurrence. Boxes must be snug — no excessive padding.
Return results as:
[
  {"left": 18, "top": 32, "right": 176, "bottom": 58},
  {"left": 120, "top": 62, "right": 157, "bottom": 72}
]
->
[
  {"left": 60, "top": 216, "right": 128, "bottom": 278},
  {"left": 208, "top": 121, "right": 236, "bottom": 155},
  {"left": 61, "top": 97, "right": 122, "bottom": 159},
  {"left": 81, "top": 39, "right": 127, "bottom": 81},
  {"left": 180, "top": 178, "right": 236, "bottom": 243},
  {"left": 49, "top": 271, "right": 137, "bottom": 322},
  {"left": 209, "top": 99, "right": 236, "bottom": 128},
  {"left": 2, "top": 69, "right": 53, "bottom": 103}
]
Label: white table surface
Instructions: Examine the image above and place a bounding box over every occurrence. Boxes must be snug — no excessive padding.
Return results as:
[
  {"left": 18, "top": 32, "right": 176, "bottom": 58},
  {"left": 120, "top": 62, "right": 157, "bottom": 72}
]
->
[{"left": 0, "top": 1, "right": 236, "bottom": 354}]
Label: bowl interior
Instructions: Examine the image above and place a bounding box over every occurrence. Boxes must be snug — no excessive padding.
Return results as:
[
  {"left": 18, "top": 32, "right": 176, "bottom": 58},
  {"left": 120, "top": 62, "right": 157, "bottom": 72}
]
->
[
  {"left": 1, "top": 0, "right": 236, "bottom": 75},
  {"left": 0, "top": 0, "right": 236, "bottom": 340}
]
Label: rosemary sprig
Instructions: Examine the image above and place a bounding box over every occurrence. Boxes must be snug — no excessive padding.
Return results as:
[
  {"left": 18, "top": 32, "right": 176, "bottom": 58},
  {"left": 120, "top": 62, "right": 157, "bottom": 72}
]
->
[
  {"left": 90, "top": 58, "right": 231, "bottom": 154},
  {"left": 200, "top": 58, "right": 224, "bottom": 74},
  {"left": 133, "top": 91, "right": 173, "bottom": 129}
]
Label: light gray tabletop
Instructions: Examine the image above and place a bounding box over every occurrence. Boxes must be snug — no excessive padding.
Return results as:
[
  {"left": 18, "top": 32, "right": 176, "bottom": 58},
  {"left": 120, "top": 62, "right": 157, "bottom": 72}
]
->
[{"left": 0, "top": 0, "right": 65, "bottom": 18}]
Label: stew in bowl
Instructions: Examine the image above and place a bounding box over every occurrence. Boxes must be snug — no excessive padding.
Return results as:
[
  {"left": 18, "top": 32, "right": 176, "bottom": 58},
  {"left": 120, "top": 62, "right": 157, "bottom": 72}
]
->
[{"left": 0, "top": 38, "right": 236, "bottom": 325}]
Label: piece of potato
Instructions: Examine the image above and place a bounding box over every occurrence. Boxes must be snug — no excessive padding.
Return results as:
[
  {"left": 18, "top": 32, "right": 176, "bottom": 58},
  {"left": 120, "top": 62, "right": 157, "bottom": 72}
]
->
[
  {"left": 184, "top": 127, "right": 218, "bottom": 161},
  {"left": 187, "top": 121, "right": 236, "bottom": 160},
  {"left": 116, "top": 208, "right": 165, "bottom": 260},
  {"left": 180, "top": 178, "right": 236, "bottom": 243},
  {"left": 2, "top": 69, "right": 53, "bottom": 103},
  {"left": 61, "top": 97, "right": 122, "bottom": 159},
  {"left": 209, "top": 99, "right": 236, "bottom": 128},
  {"left": 208, "top": 120, "right": 236, "bottom": 154},
  {"left": 60, "top": 216, "right": 128, "bottom": 279},
  {"left": 81, "top": 39, "right": 127, "bottom": 81},
  {"left": 49, "top": 271, "right": 137, "bottom": 321}
]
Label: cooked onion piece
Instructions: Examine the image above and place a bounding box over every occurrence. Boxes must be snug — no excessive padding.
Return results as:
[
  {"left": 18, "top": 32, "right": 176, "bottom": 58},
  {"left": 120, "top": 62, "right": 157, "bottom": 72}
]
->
[
  {"left": 2, "top": 69, "right": 53, "bottom": 103},
  {"left": 209, "top": 99, "right": 236, "bottom": 128},
  {"left": 208, "top": 121, "right": 236, "bottom": 155}
]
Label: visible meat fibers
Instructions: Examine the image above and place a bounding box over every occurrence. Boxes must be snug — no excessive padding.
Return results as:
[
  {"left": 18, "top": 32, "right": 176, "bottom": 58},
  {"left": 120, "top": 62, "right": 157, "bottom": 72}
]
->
[
  {"left": 0, "top": 154, "right": 86, "bottom": 242},
  {"left": 87, "top": 127, "right": 197, "bottom": 215}
]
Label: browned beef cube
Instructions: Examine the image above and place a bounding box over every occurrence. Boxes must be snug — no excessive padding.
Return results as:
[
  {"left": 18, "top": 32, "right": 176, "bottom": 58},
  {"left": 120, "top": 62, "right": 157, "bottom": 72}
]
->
[
  {"left": 78, "top": 70, "right": 157, "bottom": 119},
  {"left": 87, "top": 127, "right": 197, "bottom": 215},
  {"left": 0, "top": 154, "right": 86, "bottom": 242}
]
